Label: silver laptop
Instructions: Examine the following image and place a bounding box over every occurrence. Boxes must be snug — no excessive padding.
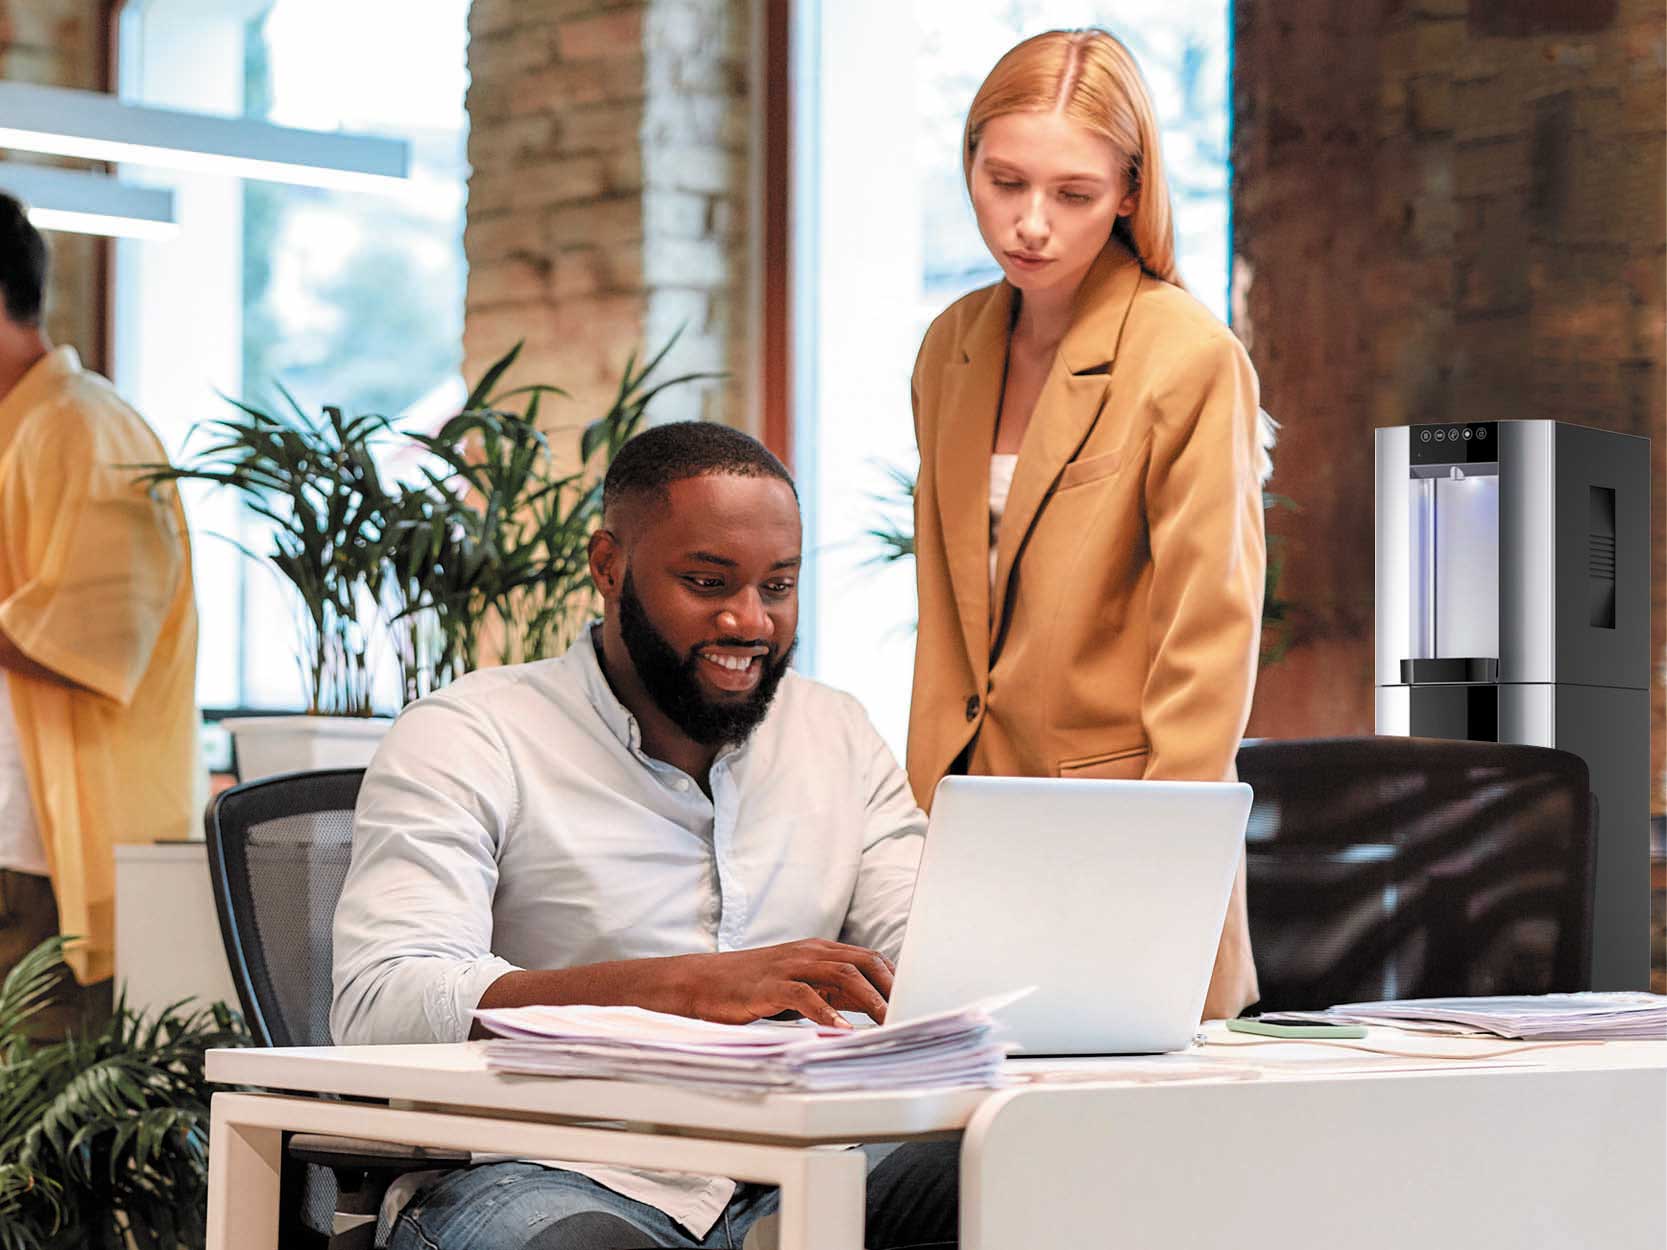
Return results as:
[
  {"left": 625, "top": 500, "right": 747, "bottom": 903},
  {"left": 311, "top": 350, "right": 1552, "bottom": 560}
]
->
[{"left": 884, "top": 775, "right": 1252, "bottom": 1055}]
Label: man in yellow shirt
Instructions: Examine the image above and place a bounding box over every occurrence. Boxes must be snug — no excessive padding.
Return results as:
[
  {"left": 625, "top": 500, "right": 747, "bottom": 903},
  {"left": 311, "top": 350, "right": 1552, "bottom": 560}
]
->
[{"left": 0, "top": 193, "right": 200, "bottom": 1035}]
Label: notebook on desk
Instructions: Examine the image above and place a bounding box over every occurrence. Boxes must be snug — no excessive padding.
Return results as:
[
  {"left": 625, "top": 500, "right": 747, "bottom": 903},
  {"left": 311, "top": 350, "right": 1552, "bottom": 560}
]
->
[{"left": 884, "top": 775, "right": 1252, "bottom": 1056}]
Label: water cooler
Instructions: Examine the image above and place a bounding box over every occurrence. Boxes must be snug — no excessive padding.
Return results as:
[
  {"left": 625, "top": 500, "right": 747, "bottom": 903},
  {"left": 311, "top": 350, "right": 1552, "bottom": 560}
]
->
[{"left": 1374, "top": 419, "right": 1651, "bottom": 990}]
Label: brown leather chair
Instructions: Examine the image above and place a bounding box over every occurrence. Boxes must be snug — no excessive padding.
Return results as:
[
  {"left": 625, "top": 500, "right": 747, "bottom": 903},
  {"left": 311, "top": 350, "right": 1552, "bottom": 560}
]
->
[{"left": 1236, "top": 736, "right": 1595, "bottom": 1014}]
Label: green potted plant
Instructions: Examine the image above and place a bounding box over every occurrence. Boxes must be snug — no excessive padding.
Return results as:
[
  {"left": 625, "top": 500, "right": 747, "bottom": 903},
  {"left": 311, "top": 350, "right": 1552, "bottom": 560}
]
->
[
  {"left": 0, "top": 938, "right": 250, "bottom": 1250},
  {"left": 140, "top": 337, "right": 706, "bottom": 777},
  {"left": 392, "top": 337, "right": 695, "bottom": 681},
  {"left": 139, "top": 392, "right": 406, "bottom": 776}
]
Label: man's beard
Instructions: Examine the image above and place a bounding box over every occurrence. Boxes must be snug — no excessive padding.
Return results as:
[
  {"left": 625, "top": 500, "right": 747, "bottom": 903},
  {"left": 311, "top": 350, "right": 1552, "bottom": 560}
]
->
[{"left": 617, "top": 570, "right": 796, "bottom": 748}]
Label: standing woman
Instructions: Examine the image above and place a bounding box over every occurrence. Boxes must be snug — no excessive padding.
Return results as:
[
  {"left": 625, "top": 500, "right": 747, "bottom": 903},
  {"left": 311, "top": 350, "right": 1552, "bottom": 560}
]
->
[{"left": 908, "top": 28, "right": 1268, "bottom": 1019}]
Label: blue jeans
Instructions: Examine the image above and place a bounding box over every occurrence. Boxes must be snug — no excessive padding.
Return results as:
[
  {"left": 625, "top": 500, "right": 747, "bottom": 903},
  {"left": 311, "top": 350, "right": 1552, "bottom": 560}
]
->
[{"left": 387, "top": 1140, "right": 959, "bottom": 1250}]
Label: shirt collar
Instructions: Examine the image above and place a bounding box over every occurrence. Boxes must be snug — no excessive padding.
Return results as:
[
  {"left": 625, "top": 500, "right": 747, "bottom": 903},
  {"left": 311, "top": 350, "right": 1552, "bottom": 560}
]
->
[
  {"left": 575, "top": 623, "right": 643, "bottom": 754},
  {"left": 0, "top": 346, "right": 81, "bottom": 455}
]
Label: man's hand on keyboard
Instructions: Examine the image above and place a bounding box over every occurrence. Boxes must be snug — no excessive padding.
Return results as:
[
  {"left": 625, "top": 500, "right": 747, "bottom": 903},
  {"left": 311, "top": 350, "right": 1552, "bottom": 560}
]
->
[{"left": 666, "top": 939, "right": 895, "bottom": 1028}]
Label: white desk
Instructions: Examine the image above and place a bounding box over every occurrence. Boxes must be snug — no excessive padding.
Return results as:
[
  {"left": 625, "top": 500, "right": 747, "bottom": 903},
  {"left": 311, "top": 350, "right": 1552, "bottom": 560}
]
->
[{"left": 206, "top": 1028, "right": 1667, "bottom": 1250}]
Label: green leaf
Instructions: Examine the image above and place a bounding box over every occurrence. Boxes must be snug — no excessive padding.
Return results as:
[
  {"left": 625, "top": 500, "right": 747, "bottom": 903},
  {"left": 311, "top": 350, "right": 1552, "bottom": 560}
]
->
[
  {"left": 271, "top": 377, "right": 316, "bottom": 429},
  {"left": 462, "top": 340, "right": 523, "bottom": 412},
  {"left": 0, "top": 938, "right": 70, "bottom": 1042}
]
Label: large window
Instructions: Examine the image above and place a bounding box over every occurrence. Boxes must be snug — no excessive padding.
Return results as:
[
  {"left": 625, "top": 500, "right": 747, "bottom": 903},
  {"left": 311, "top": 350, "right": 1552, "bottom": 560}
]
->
[
  {"left": 793, "top": 0, "right": 1232, "bottom": 754},
  {"left": 113, "top": 0, "right": 469, "bottom": 712}
]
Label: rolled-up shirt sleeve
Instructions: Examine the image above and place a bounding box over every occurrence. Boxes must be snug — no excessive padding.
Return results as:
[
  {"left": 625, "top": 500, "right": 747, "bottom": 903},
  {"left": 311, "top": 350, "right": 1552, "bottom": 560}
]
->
[
  {"left": 330, "top": 694, "right": 521, "bottom": 1045},
  {"left": 0, "top": 406, "right": 186, "bottom": 705},
  {"left": 837, "top": 697, "right": 925, "bottom": 962}
]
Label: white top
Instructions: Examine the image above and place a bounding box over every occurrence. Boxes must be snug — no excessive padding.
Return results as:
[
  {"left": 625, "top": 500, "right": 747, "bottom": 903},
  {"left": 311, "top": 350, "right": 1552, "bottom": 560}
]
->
[
  {"left": 0, "top": 677, "right": 47, "bottom": 876},
  {"left": 331, "top": 625, "right": 925, "bottom": 1235},
  {"left": 989, "top": 453, "right": 1019, "bottom": 590}
]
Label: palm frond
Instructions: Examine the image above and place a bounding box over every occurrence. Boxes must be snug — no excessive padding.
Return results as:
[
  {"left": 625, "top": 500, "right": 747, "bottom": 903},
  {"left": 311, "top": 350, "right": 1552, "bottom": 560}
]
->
[
  {"left": 0, "top": 938, "right": 69, "bottom": 1045},
  {"left": 128, "top": 331, "right": 702, "bottom": 707},
  {"left": 0, "top": 939, "right": 251, "bottom": 1249}
]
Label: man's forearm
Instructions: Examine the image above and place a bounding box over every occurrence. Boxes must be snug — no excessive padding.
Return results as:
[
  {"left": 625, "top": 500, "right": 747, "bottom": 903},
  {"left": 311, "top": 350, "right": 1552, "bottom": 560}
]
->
[
  {"left": 468, "top": 938, "right": 892, "bottom": 1037},
  {"left": 469, "top": 955, "right": 695, "bottom": 1039}
]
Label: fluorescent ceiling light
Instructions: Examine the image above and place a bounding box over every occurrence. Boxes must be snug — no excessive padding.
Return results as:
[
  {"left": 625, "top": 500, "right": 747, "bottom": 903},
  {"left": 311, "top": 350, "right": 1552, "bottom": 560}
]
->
[
  {"left": 25, "top": 208, "right": 177, "bottom": 240},
  {"left": 0, "top": 81, "right": 409, "bottom": 193},
  {"left": 0, "top": 162, "right": 178, "bottom": 240}
]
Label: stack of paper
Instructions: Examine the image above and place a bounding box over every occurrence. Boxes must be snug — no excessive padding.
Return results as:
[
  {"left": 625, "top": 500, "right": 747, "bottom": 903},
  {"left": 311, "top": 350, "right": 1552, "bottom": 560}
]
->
[
  {"left": 473, "top": 997, "right": 1016, "bottom": 1093},
  {"left": 1261, "top": 992, "right": 1667, "bottom": 1041}
]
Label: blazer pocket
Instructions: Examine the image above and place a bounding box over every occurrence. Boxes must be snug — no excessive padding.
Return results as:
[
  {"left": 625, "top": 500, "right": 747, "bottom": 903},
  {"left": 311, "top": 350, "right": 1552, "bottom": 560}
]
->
[
  {"left": 1057, "top": 745, "right": 1148, "bottom": 781},
  {"left": 1055, "top": 448, "right": 1124, "bottom": 491}
]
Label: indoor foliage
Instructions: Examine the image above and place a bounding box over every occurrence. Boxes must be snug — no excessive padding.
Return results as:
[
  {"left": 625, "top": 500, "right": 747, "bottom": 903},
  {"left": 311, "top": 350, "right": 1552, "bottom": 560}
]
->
[
  {"left": 0, "top": 939, "right": 250, "bottom": 1250},
  {"left": 140, "top": 336, "right": 707, "bottom": 714}
]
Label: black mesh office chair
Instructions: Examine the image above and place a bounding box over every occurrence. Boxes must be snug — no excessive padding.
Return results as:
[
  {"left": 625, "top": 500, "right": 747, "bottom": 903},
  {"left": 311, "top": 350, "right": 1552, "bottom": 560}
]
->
[
  {"left": 205, "top": 768, "right": 467, "bottom": 1250},
  {"left": 1236, "top": 736, "right": 1596, "bottom": 1014}
]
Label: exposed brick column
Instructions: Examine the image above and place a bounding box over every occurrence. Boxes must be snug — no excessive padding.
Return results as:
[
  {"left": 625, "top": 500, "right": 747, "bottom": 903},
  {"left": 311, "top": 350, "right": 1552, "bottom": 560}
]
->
[
  {"left": 642, "top": 0, "right": 751, "bottom": 427},
  {"left": 0, "top": 0, "right": 110, "bottom": 373},
  {"left": 463, "top": 0, "right": 753, "bottom": 437},
  {"left": 1234, "top": 0, "right": 1666, "bottom": 816}
]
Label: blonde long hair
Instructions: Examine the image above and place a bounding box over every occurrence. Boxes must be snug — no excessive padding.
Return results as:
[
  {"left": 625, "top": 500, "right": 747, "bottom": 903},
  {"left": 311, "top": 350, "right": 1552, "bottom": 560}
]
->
[
  {"left": 963, "top": 29, "right": 1279, "bottom": 482},
  {"left": 963, "top": 28, "right": 1180, "bottom": 288}
]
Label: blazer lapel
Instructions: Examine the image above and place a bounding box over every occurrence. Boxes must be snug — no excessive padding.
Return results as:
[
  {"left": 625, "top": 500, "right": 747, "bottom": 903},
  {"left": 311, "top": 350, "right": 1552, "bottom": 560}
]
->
[
  {"left": 989, "top": 242, "right": 1144, "bottom": 649},
  {"left": 935, "top": 282, "right": 1013, "bottom": 678}
]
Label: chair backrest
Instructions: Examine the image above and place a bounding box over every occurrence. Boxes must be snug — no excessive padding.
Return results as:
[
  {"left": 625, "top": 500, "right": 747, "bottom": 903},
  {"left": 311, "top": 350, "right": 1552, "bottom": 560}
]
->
[
  {"left": 1236, "top": 737, "right": 1595, "bottom": 1013},
  {"left": 204, "top": 768, "right": 365, "bottom": 1049}
]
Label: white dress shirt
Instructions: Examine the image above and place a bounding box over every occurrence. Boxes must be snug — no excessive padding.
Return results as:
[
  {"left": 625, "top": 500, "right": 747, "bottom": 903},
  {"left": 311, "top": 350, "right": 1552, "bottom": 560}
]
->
[{"left": 331, "top": 625, "right": 925, "bottom": 1235}]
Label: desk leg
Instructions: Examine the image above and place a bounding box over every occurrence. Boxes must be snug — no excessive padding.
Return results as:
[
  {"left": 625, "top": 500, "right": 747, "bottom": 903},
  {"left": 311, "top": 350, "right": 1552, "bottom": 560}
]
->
[
  {"left": 206, "top": 1093, "right": 282, "bottom": 1250},
  {"left": 772, "top": 1146, "right": 867, "bottom": 1250},
  {"left": 203, "top": 1090, "right": 870, "bottom": 1250}
]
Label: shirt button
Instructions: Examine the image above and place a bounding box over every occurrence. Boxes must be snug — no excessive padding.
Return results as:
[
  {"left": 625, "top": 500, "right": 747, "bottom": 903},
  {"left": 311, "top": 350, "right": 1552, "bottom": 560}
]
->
[
  {"left": 965, "top": 694, "right": 981, "bottom": 722},
  {"left": 673, "top": 778, "right": 690, "bottom": 791}
]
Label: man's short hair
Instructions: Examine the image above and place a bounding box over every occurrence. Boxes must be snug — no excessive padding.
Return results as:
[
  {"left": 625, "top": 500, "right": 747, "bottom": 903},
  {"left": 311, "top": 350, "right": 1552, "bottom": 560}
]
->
[
  {"left": 0, "top": 193, "right": 47, "bottom": 327},
  {"left": 602, "top": 421, "right": 797, "bottom": 521}
]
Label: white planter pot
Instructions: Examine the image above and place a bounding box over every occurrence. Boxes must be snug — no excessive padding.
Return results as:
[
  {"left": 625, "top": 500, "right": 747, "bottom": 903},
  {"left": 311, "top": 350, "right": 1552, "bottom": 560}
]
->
[{"left": 221, "top": 715, "right": 394, "bottom": 782}]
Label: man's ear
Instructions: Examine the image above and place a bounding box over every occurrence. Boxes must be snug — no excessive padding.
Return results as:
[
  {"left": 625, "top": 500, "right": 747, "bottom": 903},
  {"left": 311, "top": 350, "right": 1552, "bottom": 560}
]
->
[{"left": 588, "top": 528, "right": 624, "bottom": 599}]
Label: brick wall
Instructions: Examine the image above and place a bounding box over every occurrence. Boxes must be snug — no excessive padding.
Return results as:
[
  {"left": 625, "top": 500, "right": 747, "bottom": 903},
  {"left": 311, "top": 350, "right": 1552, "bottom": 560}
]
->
[
  {"left": 1234, "top": 0, "right": 1666, "bottom": 824},
  {"left": 464, "top": 0, "right": 753, "bottom": 440},
  {"left": 0, "top": 0, "right": 109, "bottom": 373},
  {"left": 642, "top": 0, "right": 750, "bottom": 427}
]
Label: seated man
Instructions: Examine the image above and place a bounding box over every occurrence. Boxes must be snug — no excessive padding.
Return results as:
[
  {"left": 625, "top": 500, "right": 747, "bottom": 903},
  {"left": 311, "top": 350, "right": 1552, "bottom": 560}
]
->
[{"left": 332, "top": 422, "right": 957, "bottom": 1250}]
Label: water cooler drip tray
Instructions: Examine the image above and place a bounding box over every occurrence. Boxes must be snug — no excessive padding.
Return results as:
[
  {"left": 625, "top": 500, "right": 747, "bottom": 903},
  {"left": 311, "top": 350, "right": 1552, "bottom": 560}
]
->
[{"left": 1399, "top": 657, "right": 1500, "bottom": 684}]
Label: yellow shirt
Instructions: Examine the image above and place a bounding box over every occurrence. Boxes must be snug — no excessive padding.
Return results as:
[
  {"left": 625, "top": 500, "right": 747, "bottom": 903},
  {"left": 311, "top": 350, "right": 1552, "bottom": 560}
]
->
[{"left": 0, "top": 347, "right": 200, "bottom": 984}]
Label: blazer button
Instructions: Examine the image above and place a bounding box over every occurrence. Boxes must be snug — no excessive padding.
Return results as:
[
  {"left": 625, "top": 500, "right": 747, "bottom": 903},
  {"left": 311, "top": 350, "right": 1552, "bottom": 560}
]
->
[{"left": 965, "top": 695, "right": 981, "bottom": 722}]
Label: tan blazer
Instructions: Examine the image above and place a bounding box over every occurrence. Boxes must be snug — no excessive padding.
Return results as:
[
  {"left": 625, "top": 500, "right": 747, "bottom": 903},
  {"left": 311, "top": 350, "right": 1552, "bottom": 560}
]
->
[{"left": 906, "top": 240, "right": 1265, "bottom": 1019}]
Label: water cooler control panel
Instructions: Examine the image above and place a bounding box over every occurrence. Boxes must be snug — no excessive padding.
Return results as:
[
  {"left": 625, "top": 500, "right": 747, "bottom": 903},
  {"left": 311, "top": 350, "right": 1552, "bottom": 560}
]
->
[{"left": 1409, "top": 421, "right": 1499, "bottom": 466}]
